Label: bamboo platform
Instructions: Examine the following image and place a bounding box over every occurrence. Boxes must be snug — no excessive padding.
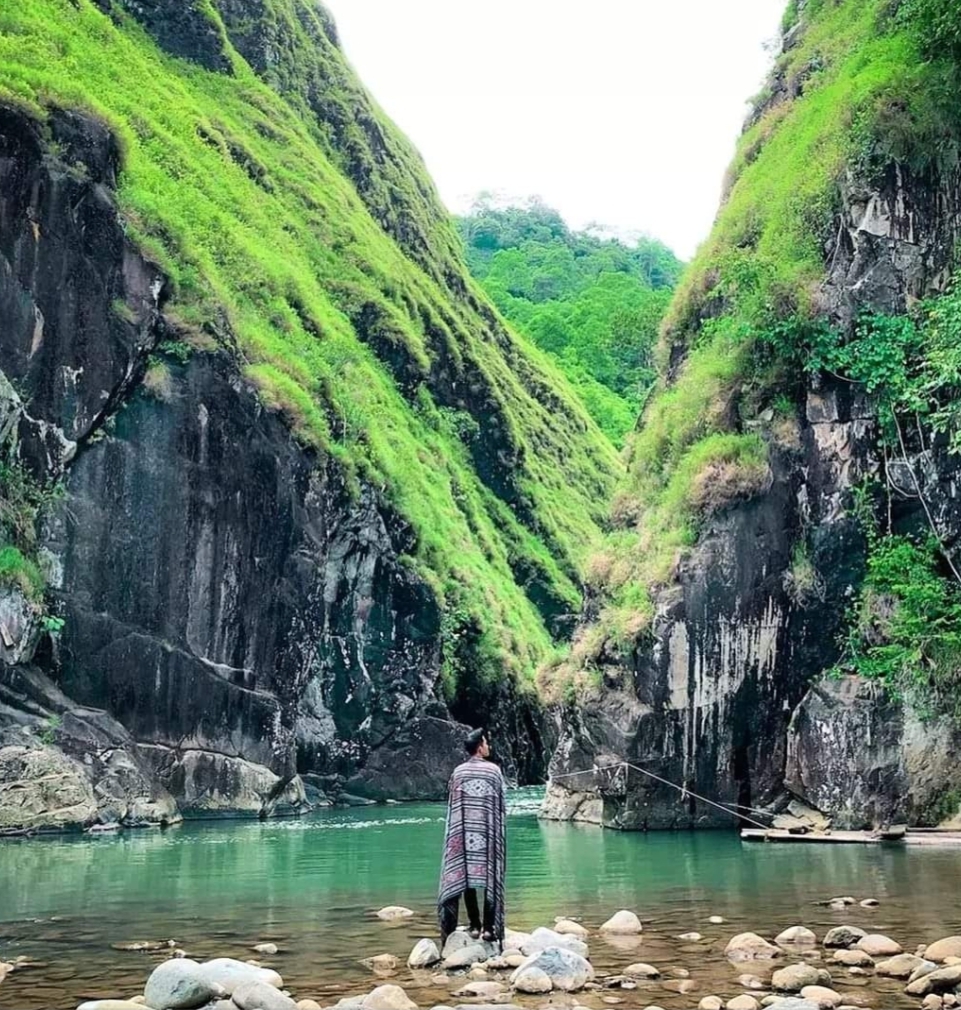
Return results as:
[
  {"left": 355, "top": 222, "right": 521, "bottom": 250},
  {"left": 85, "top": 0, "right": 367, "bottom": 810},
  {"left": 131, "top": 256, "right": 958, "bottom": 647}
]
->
[{"left": 741, "top": 827, "right": 961, "bottom": 845}]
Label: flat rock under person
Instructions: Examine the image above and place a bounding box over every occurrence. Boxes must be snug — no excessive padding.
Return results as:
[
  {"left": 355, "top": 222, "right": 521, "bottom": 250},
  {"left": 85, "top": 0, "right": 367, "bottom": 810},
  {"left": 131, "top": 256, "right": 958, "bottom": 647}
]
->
[{"left": 437, "top": 728, "right": 507, "bottom": 947}]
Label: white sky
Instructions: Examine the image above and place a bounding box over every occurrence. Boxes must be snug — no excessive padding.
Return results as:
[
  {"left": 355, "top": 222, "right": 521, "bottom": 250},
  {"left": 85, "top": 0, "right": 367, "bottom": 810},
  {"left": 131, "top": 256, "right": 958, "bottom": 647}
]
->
[{"left": 328, "top": 1, "right": 786, "bottom": 261}]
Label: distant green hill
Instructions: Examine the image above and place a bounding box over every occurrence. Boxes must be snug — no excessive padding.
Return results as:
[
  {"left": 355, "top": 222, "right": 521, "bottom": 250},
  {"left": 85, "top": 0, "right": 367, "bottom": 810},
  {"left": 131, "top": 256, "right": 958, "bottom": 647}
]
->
[{"left": 457, "top": 199, "right": 682, "bottom": 445}]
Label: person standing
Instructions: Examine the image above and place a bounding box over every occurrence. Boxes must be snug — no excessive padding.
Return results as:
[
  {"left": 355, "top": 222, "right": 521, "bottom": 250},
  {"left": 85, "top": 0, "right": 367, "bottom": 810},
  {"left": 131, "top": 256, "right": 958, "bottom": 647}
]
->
[{"left": 437, "top": 728, "right": 507, "bottom": 947}]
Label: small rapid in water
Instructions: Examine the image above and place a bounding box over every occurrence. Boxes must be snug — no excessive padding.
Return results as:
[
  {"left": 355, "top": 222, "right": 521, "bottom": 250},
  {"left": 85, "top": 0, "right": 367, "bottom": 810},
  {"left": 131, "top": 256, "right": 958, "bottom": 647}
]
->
[{"left": 1, "top": 790, "right": 959, "bottom": 1009}]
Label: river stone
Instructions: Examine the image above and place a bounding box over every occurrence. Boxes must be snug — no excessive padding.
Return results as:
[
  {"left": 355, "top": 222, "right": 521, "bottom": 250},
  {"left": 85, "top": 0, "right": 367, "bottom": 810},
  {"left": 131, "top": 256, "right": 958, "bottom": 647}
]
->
[
  {"left": 710, "top": 916, "right": 726, "bottom": 925},
  {"left": 910, "top": 961, "right": 942, "bottom": 983},
  {"left": 772, "top": 964, "right": 829, "bottom": 992},
  {"left": 520, "top": 928, "right": 588, "bottom": 958},
  {"left": 600, "top": 910, "right": 642, "bottom": 934},
  {"left": 453, "top": 982, "right": 503, "bottom": 998},
  {"left": 855, "top": 935, "right": 901, "bottom": 957},
  {"left": 739, "top": 975, "right": 764, "bottom": 990},
  {"left": 443, "top": 944, "right": 491, "bottom": 969},
  {"left": 253, "top": 944, "right": 278, "bottom": 956},
  {"left": 376, "top": 907, "right": 414, "bottom": 921},
  {"left": 200, "top": 959, "right": 283, "bottom": 993},
  {"left": 503, "top": 930, "right": 531, "bottom": 951},
  {"left": 777, "top": 927, "right": 818, "bottom": 948},
  {"left": 679, "top": 931, "right": 703, "bottom": 941},
  {"left": 905, "top": 965, "right": 961, "bottom": 996},
  {"left": 925, "top": 937, "right": 961, "bottom": 963},
  {"left": 699, "top": 998, "right": 724, "bottom": 1010},
  {"left": 443, "top": 932, "right": 497, "bottom": 961},
  {"left": 511, "top": 947, "right": 593, "bottom": 992},
  {"left": 297, "top": 1002, "right": 322, "bottom": 1010},
  {"left": 361, "top": 986, "right": 417, "bottom": 1010},
  {"left": 145, "top": 958, "right": 225, "bottom": 1010},
  {"left": 922, "top": 997, "right": 944, "bottom": 1010},
  {"left": 513, "top": 967, "right": 552, "bottom": 994},
  {"left": 727, "top": 997, "right": 760, "bottom": 1010},
  {"left": 554, "top": 919, "right": 589, "bottom": 938},
  {"left": 799, "top": 986, "right": 842, "bottom": 1008},
  {"left": 408, "top": 940, "right": 441, "bottom": 969},
  {"left": 726, "top": 933, "right": 782, "bottom": 961},
  {"left": 874, "top": 953, "right": 926, "bottom": 978},
  {"left": 823, "top": 928, "right": 867, "bottom": 949},
  {"left": 78, "top": 1003, "right": 155, "bottom": 1010},
  {"left": 830, "top": 950, "right": 873, "bottom": 967},
  {"left": 859, "top": 899, "right": 879, "bottom": 908},
  {"left": 624, "top": 964, "right": 660, "bottom": 979},
  {"left": 663, "top": 979, "right": 698, "bottom": 995},
  {"left": 232, "top": 981, "right": 298, "bottom": 1010},
  {"left": 364, "top": 955, "right": 399, "bottom": 974}
]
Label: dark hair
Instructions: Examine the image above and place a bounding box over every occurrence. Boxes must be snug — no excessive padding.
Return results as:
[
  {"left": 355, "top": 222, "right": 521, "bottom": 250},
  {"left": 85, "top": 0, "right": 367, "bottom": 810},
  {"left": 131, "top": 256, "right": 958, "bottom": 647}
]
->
[{"left": 464, "top": 728, "right": 487, "bottom": 756}]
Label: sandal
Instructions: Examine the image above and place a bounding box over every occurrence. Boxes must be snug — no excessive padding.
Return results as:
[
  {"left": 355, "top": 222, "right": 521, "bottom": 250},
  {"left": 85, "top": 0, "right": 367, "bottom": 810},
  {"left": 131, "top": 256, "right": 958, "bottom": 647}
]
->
[{"left": 468, "top": 927, "right": 481, "bottom": 940}]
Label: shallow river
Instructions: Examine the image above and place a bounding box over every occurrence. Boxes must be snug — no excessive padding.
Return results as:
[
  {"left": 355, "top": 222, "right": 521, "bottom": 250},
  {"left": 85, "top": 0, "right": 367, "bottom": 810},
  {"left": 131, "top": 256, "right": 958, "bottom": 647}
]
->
[{"left": 1, "top": 790, "right": 959, "bottom": 1010}]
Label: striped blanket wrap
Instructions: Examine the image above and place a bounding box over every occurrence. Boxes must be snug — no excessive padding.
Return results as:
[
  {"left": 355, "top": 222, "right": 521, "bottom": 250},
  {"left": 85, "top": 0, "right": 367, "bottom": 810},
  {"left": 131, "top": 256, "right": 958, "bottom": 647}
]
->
[{"left": 437, "top": 756, "right": 507, "bottom": 941}]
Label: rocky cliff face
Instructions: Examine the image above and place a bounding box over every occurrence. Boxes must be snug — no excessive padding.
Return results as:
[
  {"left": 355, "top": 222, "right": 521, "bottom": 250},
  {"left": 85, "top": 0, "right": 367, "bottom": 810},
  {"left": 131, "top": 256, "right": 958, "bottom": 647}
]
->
[
  {"left": 0, "top": 0, "right": 611, "bottom": 831},
  {"left": 543, "top": 1, "right": 961, "bottom": 831}
]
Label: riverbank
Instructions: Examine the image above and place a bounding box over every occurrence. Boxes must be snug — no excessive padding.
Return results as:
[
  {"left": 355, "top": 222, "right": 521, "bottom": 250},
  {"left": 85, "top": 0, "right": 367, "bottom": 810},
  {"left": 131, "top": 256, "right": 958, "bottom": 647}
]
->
[{"left": 4, "top": 902, "right": 960, "bottom": 1010}]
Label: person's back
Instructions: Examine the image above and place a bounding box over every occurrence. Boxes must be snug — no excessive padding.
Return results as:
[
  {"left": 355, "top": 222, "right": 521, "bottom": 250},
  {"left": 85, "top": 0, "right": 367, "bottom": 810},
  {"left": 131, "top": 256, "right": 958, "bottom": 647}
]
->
[{"left": 437, "top": 729, "right": 507, "bottom": 946}]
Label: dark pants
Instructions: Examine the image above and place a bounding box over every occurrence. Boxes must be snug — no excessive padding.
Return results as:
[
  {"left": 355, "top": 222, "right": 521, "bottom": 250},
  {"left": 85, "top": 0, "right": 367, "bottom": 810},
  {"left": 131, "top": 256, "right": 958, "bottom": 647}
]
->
[{"left": 439, "top": 887, "right": 494, "bottom": 944}]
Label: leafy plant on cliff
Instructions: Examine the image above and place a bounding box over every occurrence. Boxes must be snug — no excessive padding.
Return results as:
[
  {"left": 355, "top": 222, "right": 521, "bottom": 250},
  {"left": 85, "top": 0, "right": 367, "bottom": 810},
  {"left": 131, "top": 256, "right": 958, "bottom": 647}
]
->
[
  {"left": 834, "top": 488, "right": 961, "bottom": 720},
  {"left": 0, "top": 459, "right": 62, "bottom": 601}
]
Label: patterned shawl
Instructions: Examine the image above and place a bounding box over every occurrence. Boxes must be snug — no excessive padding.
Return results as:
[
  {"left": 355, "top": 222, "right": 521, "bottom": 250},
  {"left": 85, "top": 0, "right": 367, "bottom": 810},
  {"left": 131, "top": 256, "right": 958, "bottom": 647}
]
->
[{"left": 437, "top": 756, "right": 507, "bottom": 941}]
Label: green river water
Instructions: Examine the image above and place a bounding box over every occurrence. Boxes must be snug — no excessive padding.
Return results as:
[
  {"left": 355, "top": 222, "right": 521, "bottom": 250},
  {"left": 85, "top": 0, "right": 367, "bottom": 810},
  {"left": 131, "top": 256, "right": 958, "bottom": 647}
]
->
[{"left": 1, "top": 791, "right": 959, "bottom": 1010}]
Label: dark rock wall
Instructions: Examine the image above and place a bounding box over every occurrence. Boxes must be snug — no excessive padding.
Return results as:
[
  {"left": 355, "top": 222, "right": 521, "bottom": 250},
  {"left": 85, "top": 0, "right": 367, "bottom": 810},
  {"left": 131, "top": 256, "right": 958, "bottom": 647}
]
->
[
  {"left": 0, "top": 104, "right": 480, "bottom": 828},
  {"left": 544, "top": 140, "right": 961, "bottom": 833}
]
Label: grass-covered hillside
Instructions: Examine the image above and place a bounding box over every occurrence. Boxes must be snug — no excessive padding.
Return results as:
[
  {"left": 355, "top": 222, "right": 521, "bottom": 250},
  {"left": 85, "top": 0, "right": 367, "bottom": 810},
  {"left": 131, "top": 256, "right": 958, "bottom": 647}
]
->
[
  {"left": 552, "top": 0, "right": 961, "bottom": 712},
  {"left": 458, "top": 199, "right": 682, "bottom": 446},
  {"left": 0, "top": 0, "right": 621, "bottom": 695}
]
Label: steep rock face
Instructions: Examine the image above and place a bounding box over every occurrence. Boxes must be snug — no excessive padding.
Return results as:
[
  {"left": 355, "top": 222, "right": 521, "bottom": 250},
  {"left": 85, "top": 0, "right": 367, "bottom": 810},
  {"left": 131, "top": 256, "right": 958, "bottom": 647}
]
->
[
  {"left": 0, "top": 104, "right": 470, "bottom": 828},
  {"left": 544, "top": 6, "right": 961, "bottom": 830}
]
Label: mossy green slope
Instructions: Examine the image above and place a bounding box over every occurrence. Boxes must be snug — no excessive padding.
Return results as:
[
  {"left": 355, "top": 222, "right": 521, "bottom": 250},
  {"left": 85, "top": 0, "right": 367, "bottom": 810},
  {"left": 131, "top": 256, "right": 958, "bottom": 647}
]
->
[
  {"left": 563, "top": 0, "right": 961, "bottom": 682},
  {"left": 0, "top": 0, "right": 620, "bottom": 692}
]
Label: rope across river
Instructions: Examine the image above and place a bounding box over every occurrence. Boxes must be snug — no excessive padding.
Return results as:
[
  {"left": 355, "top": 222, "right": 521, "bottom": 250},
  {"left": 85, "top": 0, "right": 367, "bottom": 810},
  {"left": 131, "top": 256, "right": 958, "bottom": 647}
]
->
[{"left": 549, "top": 759, "right": 773, "bottom": 831}]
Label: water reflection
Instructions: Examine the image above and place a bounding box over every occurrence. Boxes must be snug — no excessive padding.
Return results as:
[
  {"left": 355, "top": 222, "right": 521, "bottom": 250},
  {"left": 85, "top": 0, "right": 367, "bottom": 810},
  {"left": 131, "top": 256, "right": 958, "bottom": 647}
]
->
[{"left": 1, "top": 797, "right": 960, "bottom": 1010}]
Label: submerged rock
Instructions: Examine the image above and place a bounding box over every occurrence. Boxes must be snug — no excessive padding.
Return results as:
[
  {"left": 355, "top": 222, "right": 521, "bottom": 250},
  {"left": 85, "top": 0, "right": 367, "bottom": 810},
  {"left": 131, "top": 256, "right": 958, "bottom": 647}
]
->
[
  {"left": 376, "top": 907, "right": 414, "bottom": 921},
  {"left": 772, "top": 963, "right": 830, "bottom": 992},
  {"left": 830, "top": 950, "right": 873, "bottom": 967},
  {"left": 599, "top": 911, "right": 642, "bottom": 935},
  {"left": 906, "top": 965, "right": 961, "bottom": 996},
  {"left": 726, "top": 933, "right": 782, "bottom": 961},
  {"left": 776, "top": 927, "right": 818, "bottom": 948},
  {"left": 823, "top": 927, "right": 867, "bottom": 949},
  {"left": 360, "top": 985, "right": 417, "bottom": 1010},
  {"left": 624, "top": 963, "right": 660, "bottom": 979},
  {"left": 799, "top": 986, "right": 842, "bottom": 1008},
  {"left": 855, "top": 935, "right": 901, "bottom": 957},
  {"left": 554, "top": 919, "right": 589, "bottom": 937},
  {"left": 874, "top": 953, "right": 927, "bottom": 978},
  {"left": 727, "top": 997, "right": 759, "bottom": 1010},
  {"left": 232, "top": 980, "right": 298, "bottom": 1010},
  {"left": 512, "top": 967, "right": 552, "bottom": 993}
]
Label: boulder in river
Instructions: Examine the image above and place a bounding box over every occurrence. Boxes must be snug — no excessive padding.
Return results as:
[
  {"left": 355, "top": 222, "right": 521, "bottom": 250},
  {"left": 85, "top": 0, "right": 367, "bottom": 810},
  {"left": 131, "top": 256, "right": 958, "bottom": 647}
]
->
[
  {"left": 520, "top": 928, "right": 588, "bottom": 958},
  {"left": 232, "top": 981, "right": 298, "bottom": 1010},
  {"left": 363, "top": 955, "right": 399, "bottom": 975},
  {"left": 727, "top": 997, "right": 760, "bottom": 1010},
  {"left": 200, "top": 959, "right": 283, "bottom": 993},
  {"left": 360, "top": 985, "right": 418, "bottom": 1010},
  {"left": 725, "top": 933, "right": 782, "bottom": 961},
  {"left": 297, "top": 1002, "right": 322, "bottom": 1010},
  {"left": 823, "top": 927, "right": 866, "bottom": 949},
  {"left": 875, "top": 953, "right": 927, "bottom": 978},
  {"left": 512, "top": 947, "right": 594, "bottom": 992},
  {"left": 376, "top": 907, "right": 414, "bottom": 921},
  {"left": 78, "top": 1003, "right": 154, "bottom": 1010},
  {"left": 799, "top": 986, "right": 842, "bottom": 1008},
  {"left": 830, "top": 950, "right": 873, "bottom": 967},
  {"left": 738, "top": 975, "right": 764, "bottom": 990},
  {"left": 253, "top": 943, "right": 279, "bottom": 956},
  {"left": 925, "top": 937, "right": 961, "bottom": 963},
  {"left": 624, "top": 963, "right": 660, "bottom": 979},
  {"left": 453, "top": 981, "right": 504, "bottom": 999},
  {"left": 513, "top": 966, "right": 552, "bottom": 993},
  {"left": 442, "top": 944, "right": 491, "bottom": 969},
  {"left": 408, "top": 939, "right": 441, "bottom": 969},
  {"left": 776, "top": 927, "right": 818, "bottom": 948},
  {"left": 906, "top": 965, "right": 961, "bottom": 996},
  {"left": 772, "top": 963, "right": 830, "bottom": 992},
  {"left": 855, "top": 935, "right": 901, "bottom": 957},
  {"left": 554, "top": 919, "right": 589, "bottom": 937},
  {"left": 599, "top": 911, "right": 642, "bottom": 934},
  {"left": 145, "top": 958, "right": 225, "bottom": 1010},
  {"left": 699, "top": 998, "right": 724, "bottom": 1010}
]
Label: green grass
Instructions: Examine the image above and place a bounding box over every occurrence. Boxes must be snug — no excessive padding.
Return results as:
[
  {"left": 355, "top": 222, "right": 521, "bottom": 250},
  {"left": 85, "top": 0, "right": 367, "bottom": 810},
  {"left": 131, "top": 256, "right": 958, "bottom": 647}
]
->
[
  {"left": 0, "top": 0, "right": 621, "bottom": 689},
  {"left": 0, "top": 546, "right": 45, "bottom": 601}
]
